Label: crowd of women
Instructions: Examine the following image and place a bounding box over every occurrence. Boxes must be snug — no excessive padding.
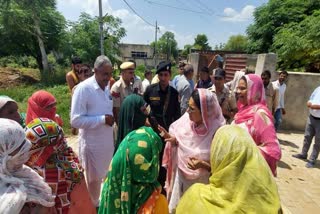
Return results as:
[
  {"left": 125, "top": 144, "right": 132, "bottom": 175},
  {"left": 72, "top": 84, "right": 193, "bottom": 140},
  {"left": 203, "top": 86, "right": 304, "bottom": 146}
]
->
[{"left": 0, "top": 65, "right": 283, "bottom": 213}]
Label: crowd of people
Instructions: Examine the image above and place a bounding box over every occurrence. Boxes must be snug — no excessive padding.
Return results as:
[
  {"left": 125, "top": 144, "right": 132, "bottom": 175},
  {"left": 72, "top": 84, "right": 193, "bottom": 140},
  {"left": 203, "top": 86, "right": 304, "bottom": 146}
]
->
[{"left": 1, "top": 53, "right": 318, "bottom": 214}]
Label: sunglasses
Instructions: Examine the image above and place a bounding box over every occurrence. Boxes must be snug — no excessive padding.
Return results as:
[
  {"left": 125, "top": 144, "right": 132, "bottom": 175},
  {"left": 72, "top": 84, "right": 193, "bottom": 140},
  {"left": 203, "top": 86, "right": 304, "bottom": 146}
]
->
[{"left": 77, "top": 69, "right": 91, "bottom": 75}]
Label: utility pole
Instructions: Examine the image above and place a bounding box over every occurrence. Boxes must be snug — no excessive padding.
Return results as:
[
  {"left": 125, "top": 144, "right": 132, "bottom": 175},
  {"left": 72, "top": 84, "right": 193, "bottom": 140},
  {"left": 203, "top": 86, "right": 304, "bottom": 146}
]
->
[
  {"left": 166, "top": 34, "right": 169, "bottom": 61},
  {"left": 99, "top": 0, "right": 104, "bottom": 55},
  {"left": 154, "top": 21, "right": 158, "bottom": 69}
]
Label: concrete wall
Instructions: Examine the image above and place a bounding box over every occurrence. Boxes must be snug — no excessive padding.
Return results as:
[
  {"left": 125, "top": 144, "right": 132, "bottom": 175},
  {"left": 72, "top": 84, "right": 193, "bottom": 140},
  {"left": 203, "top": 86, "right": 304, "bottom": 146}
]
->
[
  {"left": 119, "top": 43, "right": 154, "bottom": 58},
  {"left": 119, "top": 43, "right": 166, "bottom": 68},
  {"left": 255, "top": 53, "right": 277, "bottom": 75},
  {"left": 271, "top": 71, "right": 320, "bottom": 131},
  {"left": 189, "top": 53, "right": 200, "bottom": 83}
]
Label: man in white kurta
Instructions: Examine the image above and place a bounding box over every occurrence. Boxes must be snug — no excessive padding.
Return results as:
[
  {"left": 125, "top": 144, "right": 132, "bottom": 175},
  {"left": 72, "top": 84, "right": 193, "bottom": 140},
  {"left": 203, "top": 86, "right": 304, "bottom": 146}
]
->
[{"left": 71, "top": 55, "right": 114, "bottom": 207}]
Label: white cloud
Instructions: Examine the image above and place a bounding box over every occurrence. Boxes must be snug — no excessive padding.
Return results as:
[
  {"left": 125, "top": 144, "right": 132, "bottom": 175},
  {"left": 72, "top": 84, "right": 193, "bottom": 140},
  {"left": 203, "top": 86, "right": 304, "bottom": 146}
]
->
[{"left": 221, "top": 5, "right": 255, "bottom": 22}]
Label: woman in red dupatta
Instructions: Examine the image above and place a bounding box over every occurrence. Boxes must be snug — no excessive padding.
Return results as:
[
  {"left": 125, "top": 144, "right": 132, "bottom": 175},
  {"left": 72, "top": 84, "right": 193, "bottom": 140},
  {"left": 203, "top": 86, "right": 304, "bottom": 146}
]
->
[
  {"left": 161, "top": 89, "right": 225, "bottom": 213},
  {"left": 26, "top": 90, "right": 63, "bottom": 126},
  {"left": 234, "top": 74, "right": 281, "bottom": 176}
]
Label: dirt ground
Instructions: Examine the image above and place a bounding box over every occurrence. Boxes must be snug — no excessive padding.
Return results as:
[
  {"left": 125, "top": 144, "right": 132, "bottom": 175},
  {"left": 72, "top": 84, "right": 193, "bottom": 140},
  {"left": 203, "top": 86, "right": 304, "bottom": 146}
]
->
[
  {"left": 67, "top": 131, "right": 320, "bottom": 214},
  {"left": 0, "top": 67, "right": 39, "bottom": 88},
  {"left": 276, "top": 131, "right": 320, "bottom": 214}
]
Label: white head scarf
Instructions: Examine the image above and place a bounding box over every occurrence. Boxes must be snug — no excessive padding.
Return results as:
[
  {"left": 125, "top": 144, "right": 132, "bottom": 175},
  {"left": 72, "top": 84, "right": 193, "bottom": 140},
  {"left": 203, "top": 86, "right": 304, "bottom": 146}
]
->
[{"left": 0, "top": 119, "right": 55, "bottom": 214}]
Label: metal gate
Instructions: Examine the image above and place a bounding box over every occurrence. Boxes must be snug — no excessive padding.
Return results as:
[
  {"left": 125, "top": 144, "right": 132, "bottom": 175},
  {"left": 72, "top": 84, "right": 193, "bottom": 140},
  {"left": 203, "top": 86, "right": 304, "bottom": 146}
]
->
[{"left": 224, "top": 55, "right": 247, "bottom": 82}]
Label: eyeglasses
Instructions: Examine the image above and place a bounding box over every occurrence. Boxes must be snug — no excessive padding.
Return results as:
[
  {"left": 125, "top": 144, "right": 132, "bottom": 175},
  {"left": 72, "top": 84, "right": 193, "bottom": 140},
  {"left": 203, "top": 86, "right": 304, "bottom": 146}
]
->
[
  {"left": 77, "top": 69, "right": 91, "bottom": 74},
  {"left": 214, "top": 77, "right": 224, "bottom": 80}
]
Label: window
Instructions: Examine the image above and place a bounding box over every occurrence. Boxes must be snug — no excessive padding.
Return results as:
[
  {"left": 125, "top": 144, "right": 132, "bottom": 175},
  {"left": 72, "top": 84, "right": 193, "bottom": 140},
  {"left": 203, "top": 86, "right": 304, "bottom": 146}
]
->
[{"left": 131, "top": 51, "right": 147, "bottom": 58}]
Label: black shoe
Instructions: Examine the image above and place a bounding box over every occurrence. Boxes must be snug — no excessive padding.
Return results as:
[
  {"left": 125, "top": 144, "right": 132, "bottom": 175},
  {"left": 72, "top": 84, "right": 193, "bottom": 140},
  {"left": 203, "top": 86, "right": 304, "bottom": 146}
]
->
[
  {"left": 292, "top": 153, "right": 307, "bottom": 160},
  {"left": 306, "top": 160, "right": 316, "bottom": 168}
]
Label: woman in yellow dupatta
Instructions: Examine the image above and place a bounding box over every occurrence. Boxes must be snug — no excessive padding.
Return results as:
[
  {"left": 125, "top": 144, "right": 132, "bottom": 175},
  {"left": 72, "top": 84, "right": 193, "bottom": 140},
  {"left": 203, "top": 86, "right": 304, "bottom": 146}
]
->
[{"left": 176, "top": 125, "right": 281, "bottom": 214}]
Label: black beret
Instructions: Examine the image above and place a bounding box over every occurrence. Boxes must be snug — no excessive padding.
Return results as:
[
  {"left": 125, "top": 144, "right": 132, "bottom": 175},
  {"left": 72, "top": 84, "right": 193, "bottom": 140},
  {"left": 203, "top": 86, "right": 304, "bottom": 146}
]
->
[
  {"left": 156, "top": 61, "right": 171, "bottom": 74},
  {"left": 214, "top": 68, "right": 226, "bottom": 78}
]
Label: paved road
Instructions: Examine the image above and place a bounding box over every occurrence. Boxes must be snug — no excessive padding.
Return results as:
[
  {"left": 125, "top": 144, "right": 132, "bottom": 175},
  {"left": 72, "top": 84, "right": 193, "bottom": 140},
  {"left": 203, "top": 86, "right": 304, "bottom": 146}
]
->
[{"left": 67, "top": 131, "right": 320, "bottom": 214}]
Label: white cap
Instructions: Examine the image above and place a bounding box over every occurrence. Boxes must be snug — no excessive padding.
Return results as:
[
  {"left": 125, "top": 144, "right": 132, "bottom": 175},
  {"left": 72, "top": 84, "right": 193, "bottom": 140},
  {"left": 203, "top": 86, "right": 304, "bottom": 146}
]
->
[{"left": 0, "top": 96, "right": 16, "bottom": 110}]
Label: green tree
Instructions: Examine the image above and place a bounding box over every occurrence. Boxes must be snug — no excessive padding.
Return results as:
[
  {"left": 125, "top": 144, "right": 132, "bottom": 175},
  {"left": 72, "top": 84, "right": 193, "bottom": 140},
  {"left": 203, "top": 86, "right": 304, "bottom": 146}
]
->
[
  {"left": 214, "top": 43, "right": 225, "bottom": 50},
  {"left": 247, "top": 0, "right": 320, "bottom": 53},
  {"left": 223, "top": 35, "right": 248, "bottom": 52},
  {"left": 151, "top": 31, "right": 178, "bottom": 60},
  {"left": 272, "top": 10, "right": 320, "bottom": 70},
  {"left": 193, "top": 34, "right": 211, "bottom": 51},
  {"left": 0, "top": 0, "right": 66, "bottom": 79},
  {"left": 181, "top": 44, "right": 193, "bottom": 57},
  {"left": 68, "top": 13, "right": 126, "bottom": 64}
]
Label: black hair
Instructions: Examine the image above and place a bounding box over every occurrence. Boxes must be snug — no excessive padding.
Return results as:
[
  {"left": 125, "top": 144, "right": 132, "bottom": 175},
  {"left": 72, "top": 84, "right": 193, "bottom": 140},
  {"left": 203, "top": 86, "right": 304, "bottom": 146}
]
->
[
  {"left": 183, "top": 64, "right": 194, "bottom": 76},
  {"left": 78, "top": 64, "right": 91, "bottom": 73},
  {"left": 245, "top": 68, "right": 255, "bottom": 74},
  {"left": 201, "top": 66, "right": 209, "bottom": 73},
  {"left": 279, "top": 70, "right": 289, "bottom": 76},
  {"left": 144, "top": 70, "right": 152, "bottom": 77},
  {"left": 240, "top": 75, "right": 247, "bottom": 83},
  {"left": 71, "top": 56, "right": 82, "bottom": 65},
  {"left": 191, "top": 89, "right": 201, "bottom": 112},
  {"left": 179, "top": 62, "right": 186, "bottom": 68},
  {"left": 262, "top": 70, "right": 271, "bottom": 78}
]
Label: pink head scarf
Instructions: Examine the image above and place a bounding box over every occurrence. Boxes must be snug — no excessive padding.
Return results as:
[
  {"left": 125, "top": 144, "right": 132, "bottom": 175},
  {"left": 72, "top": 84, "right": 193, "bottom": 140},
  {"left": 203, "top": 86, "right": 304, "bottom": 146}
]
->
[
  {"left": 234, "top": 74, "right": 281, "bottom": 176},
  {"left": 26, "top": 90, "right": 57, "bottom": 125},
  {"left": 163, "top": 89, "right": 225, "bottom": 195}
]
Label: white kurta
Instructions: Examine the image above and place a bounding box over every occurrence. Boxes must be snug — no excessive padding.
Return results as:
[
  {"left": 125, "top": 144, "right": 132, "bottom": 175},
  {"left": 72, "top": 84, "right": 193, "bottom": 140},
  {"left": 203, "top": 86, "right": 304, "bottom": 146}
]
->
[{"left": 71, "top": 75, "right": 114, "bottom": 183}]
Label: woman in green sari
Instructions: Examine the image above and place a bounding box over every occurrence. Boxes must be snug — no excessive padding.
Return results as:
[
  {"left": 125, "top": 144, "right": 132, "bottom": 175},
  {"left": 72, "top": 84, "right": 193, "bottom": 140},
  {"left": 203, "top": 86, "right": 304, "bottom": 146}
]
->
[
  {"left": 99, "top": 126, "right": 169, "bottom": 214},
  {"left": 115, "top": 94, "right": 149, "bottom": 152}
]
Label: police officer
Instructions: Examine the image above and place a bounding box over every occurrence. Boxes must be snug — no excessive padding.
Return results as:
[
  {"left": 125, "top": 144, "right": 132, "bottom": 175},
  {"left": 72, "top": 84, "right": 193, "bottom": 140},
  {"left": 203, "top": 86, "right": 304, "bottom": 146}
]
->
[
  {"left": 144, "top": 61, "right": 181, "bottom": 130},
  {"left": 213, "top": 68, "right": 237, "bottom": 123},
  {"left": 111, "top": 61, "right": 136, "bottom": 124},
  {"left": 144, "top": 61, "right": 181, "bottom": 193}
]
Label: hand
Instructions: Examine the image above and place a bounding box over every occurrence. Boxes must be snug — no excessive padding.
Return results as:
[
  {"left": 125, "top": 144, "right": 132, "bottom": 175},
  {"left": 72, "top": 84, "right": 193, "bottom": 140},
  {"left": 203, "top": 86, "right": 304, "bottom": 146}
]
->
[
  {"left": 307, "top": 102, "right": 312, "bottom": 108},
  {"left": 158, "top": 125, "right": 177, "bottom": 145},
  {"left": 145, "top": 118, "right": 151, "bottom": 127},
  {"left": 281, "top": 108, "right": 286, "bottom": 115},
  {"left": 187, "top": 157, "right": 203, "bottom": 170},
  {"left": 105, "top": 115, "right": 114, "bottom": 126}
]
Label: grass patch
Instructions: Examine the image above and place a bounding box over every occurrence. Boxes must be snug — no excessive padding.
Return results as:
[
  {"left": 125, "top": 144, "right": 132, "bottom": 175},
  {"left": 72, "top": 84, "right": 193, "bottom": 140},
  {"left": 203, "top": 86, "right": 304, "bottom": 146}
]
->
[{"left": 0, "top": 84, "right": 72, "bottom": 135}]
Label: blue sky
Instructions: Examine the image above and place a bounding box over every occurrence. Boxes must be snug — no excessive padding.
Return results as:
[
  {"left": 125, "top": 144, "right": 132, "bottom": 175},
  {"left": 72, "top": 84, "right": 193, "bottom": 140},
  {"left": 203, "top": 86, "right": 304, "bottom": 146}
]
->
[{"left": 57, "top": 0, "right": 268, "bottom": 49}]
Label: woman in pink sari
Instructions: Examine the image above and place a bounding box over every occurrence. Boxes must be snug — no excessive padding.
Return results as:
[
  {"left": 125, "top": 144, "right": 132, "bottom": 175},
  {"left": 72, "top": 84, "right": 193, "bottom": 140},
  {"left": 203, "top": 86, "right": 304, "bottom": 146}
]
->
[
  {"left": 234, "top": 74, "right": 281, "bottom": 176},
  {"left": 160, "top": 88, "right": 225, "bottom": 213}
]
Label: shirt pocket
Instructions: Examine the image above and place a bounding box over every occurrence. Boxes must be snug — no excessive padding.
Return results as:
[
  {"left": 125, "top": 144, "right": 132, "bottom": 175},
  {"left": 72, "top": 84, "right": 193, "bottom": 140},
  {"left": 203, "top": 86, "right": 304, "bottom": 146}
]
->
[{"left": 151, "top": 100, "right": 161, "bottom": 106}]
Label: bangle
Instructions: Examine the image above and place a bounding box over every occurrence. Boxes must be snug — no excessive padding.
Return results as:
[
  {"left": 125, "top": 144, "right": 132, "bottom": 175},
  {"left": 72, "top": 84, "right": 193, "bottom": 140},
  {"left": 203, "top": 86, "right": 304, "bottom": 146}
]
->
[{"left": 159, "top": 131, "right": 165, "bottom": 137}]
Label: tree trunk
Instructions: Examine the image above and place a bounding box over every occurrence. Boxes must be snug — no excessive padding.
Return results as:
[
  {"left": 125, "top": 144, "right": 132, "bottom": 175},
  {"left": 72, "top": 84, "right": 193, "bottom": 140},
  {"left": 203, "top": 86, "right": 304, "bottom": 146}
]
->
[{"left": 33, "top": 15, "right": 49, "bottom": 78}]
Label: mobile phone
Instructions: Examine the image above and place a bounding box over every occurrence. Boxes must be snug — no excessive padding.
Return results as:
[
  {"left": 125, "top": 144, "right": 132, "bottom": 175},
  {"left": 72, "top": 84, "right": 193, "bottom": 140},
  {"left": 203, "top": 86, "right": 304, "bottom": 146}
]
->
[{"left": 148, "top": 115, "right": 160, "bottom": 134}]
